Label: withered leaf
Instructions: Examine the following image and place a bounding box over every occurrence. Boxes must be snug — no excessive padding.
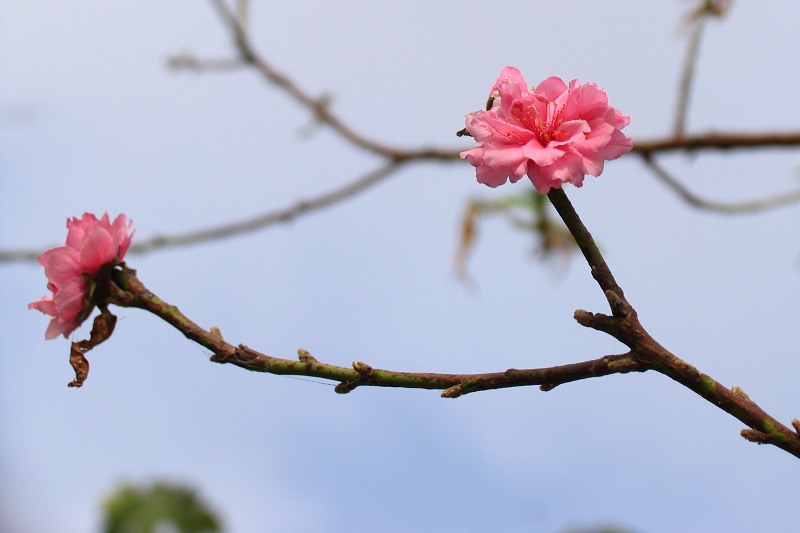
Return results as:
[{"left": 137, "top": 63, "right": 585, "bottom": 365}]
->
[{"left": 66, "top": 307, "right": 117, "bottom": 388}]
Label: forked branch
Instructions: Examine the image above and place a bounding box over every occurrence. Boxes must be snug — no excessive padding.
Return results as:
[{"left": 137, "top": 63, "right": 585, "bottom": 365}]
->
[{"left": 76, "top": 186, "right": 800, "bottom": 460}]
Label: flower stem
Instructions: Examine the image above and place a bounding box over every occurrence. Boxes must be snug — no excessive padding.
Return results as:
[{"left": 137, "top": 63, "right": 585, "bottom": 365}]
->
[{"left": 546, "top": 188, "right": 625, "bottom": 304}]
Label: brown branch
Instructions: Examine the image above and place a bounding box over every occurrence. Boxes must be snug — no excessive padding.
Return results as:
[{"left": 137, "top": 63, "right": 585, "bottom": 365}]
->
[
  {"left": 104, "top": 264, "right": 647, "bottom": 398},
  {"left": 674, "top": 1, "right": 710, "bottom": 136},
  {"left": 203, "top": 3, "right": 800, "bottom": 163},
  {"left": 3, "top": 0, "right": 798, "bottom": 265},
  {"left": 204, "top": 0, "right": 458, "bottom": 162},
  {"left": 90, "top": 185, "right": 800, "bottom": 460},
  {"left": 632, "top": 132, "right": 800, "bottom": 155},
  {"left": 0, "top": 163, "right": 406, "bottom": 262},
  {"left": 673, "top": 0, "right": 733, "bottom": 134},
  {"left": 546, "top": 189, "right": 628, "bottom": 311},
  {"left": 6, "top": 128, "right": 800, "bottom": 264},
  {"left": 549, "top": 188, "right": 800, "bottom": 460},
  {"left": 641, "top": 153, "right": 800, "bottom": 213},
  {"left": 126, "top": 161, "right": 405, "bottom": 255},
  {"left": 166, "top": 54, "right": 245, "bottom": 71}
]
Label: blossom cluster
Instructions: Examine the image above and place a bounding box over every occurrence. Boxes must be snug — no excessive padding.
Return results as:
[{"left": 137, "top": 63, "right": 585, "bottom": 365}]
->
[
  {"left": 29, "top": 213, "right": 134, "bottom": 339},
  {"left": 461, "top": 67, "right": 633, "bottom": 193}
]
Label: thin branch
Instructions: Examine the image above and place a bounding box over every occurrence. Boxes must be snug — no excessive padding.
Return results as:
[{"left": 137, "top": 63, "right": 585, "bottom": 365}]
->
[
  {"left": 0, "top": 246, "right": 41, "bottom": 263},
  {"left": 641, "top": 153, "right": 800, "bottom": 213},
  {"left": 674, "top": 3, "right": 708, "bottom": 136},
  {"left": 87, "top": 187, "right": 800, "bottom": 460},
  {"left": 166, "top": 54, "right": 245, "bottom": 72},
  {"left": 633, "top": 132, "right": 800, "bottom": 155},
  {"left": 127, "top": 162, "right": 405, "bottom": 255},
  {"left": 549, "top": 188, "right": 800, "bottom": 459},
  {"left": 547, "top": 188, "right": 627, "bottom": 307},
  {"left": 204, "top": 1, "right": 796, "bottom": 165},
  {"left": 0, "top": 162, "right": 404, "bottom": 263},
  {"left": 674, "top": 0, "right": 733, "bottom": 134},
  {"left": 204, "top": 0, "right": 458, "bottom": 162},
  {"left": 6, "top": 129, "right": 800, "bottom": 264},
  {"left": 104, "top": 263, "right": 646, "bottom": 398},
  {"left": 4, "top": 2, "right": 800, "bottom": 265}
]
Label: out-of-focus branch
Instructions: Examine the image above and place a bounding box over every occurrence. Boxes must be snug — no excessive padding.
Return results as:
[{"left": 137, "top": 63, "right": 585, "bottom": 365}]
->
[
  {"left": 0, "top": 162, "right": 407, "bottom": 263},
  {"left": 3, "top": 0, "right": 799, "bottom": 266},
  {"left": 674, "top": 0, "right": 732, "bottom": 136},
  {"left": 126, "top": 161, "right": 404, "bottom": 255},
  {"left": 6, "top": 129, "right": 800, "bottom": 264},
  {"left": 641, "top": 153, "right": 800, "bottom": 213},
  {"left": 166, "top": 55, "right": 244, "bottom": 71},
  {"left": 634, "top": 132, "right": 800, "bottom": 154},
  {"left": 204, "top": 0, "right": 458, "bottom": 162},
  {"left": 453, "top": 193, "right": 575, "bottom": 281},
  {"left": 674, "top": 10, "right": 703, "bottom": 136}
]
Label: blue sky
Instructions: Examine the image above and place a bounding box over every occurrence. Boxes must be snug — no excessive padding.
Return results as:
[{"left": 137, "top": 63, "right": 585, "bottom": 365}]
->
[{"left": 2, "top": 2, "right": 800, "bottom": 532}]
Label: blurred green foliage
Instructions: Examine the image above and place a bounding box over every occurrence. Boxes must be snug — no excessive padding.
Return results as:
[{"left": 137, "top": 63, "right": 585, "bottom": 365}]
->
[{"left": 102, "top": 481, "right": 222, "bottom": 533}]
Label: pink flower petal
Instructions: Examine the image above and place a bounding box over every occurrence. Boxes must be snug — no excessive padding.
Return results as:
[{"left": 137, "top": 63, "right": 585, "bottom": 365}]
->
[
  {"left": 111, "top": 214, "right": 135, "bottom": 258},
  {"left": 28, "top": 296, "right": 57, "bottom": 316},
  {"left": 534, "top": 76, "right": 569, "bottom": 101},
  {"left": 490, "top": 66, "right": 528, "bottom": 96},
  {"left": 30, "top": 212, "right": 134, "bottom": 340},
  {"left": 38, "top": 247, "right": 81, "bottom": 289},
  {"left": 80, "top": 226, "right": 116, "bottom": 272},
  {"left": 65, "top": 213, "right": 99, "bottom": 250},
  {"left": 462, "top": 68, "right": 633, "bottom": 192},
  {"left": 522, "top": 139, "right": 564, "bottom": 167}
]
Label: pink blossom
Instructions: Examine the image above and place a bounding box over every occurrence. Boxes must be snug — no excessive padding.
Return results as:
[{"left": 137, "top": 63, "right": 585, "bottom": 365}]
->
[
  {"left": 29, "top": 213, "right": 134, "bottom": 339},
  {"left": 461, "top": 67, "right": 633, "bottom": 193}
]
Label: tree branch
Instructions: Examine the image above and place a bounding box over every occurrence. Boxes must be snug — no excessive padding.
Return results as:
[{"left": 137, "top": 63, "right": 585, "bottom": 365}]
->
[
  {"left": 633, "top": 132, "right": 800, "bottom": 155},
  {"left": 82, "top": 185, "right": 800, "bottom": 460},
  {"left": 5, "top": 127, "right": 800, "bottom": 264},
  {"left": 674, "top": 0, "right": 709, "bottom": 136},
  {"left": 3, "top": 0, "right": 800, "bottom": 265},
  {"left": 547, "top": 188, "right": 800, "bottom": 459},
  {"left": 203, "top": 0, "right": 458, "bottom": 162},
  {"left": 104, "top": 264, "right": 646, "bottom": 398},
  {"left": 127, "top": 161, "right": 405, "bottom": 254},
  {"left": 641, "top": 153, "right": 800, "bottom": 213}
]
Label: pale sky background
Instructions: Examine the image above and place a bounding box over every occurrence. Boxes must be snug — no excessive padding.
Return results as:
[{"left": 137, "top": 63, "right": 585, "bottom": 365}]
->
[{"left": 2, "top": 2, "right": 800, "bottom": 532}]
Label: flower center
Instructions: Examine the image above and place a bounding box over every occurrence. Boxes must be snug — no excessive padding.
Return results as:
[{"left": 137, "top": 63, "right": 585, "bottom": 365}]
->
[
  {"left": 510, "top": 99, "right": 566, "bottom": 145},
  {"left": 536, "top": 101, "right": 566, "bottom": 144}
]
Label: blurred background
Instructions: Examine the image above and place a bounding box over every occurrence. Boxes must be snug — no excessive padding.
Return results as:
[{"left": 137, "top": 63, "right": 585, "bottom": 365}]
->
[{"left": 2, "top": 1, "right": 799, "bottom": 532}]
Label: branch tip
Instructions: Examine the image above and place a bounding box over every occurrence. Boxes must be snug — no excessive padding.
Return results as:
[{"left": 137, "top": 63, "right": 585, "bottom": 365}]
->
[
  {"left": 731, "top": 386, "right": 751, "bottom": 400},
  {"left": 334, "top": 381, "right": 358, "bottom": 394},
  {"left": 792, "top": 419, "right": 800, "bottom": 436},
  {"left": 605, "top": 289, "right": 632, "bottom": 317},
  {"left": 441, "top": 384, "right": 464, "bottom": 398},
  {"left": 352, "top": 361, "right": 373, "bottom": 377},
  {"left": 573, "top": 309, "right": 595, "bottom": 326},
  {"left": 741, "top": 429, "right": 770, "bottom": 444},
  {"left": 297, "top": 348, "right": 318, "bottom": 364}
]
